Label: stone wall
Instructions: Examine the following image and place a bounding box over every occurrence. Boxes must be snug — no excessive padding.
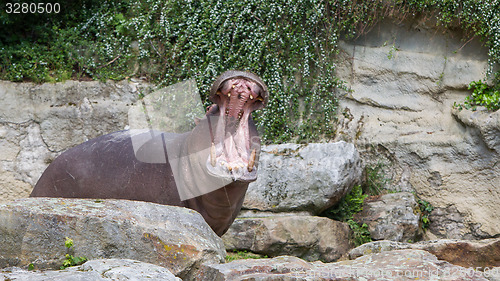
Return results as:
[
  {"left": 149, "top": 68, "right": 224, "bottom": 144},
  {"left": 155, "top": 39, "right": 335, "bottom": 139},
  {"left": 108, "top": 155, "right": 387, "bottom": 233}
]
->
[
  {"left": 0, "top": 80, "right": 151, "bottom": 202},
  {"left": 334, "top": 18, "right": 499, "bottom": 239}
]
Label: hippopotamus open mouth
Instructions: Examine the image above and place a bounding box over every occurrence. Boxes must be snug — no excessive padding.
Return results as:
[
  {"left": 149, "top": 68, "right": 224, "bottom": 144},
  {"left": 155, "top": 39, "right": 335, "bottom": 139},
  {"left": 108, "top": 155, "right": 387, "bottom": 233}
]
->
[{"left": 205, "top": 71, "right": 268, "bottom": 182}]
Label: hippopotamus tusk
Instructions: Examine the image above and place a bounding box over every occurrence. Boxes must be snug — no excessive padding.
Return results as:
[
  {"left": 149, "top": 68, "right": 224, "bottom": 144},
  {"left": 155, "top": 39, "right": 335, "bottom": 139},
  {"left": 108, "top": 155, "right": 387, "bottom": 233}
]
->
[{"left": 30, "top": 70, "right": 269, "bottom": 236}]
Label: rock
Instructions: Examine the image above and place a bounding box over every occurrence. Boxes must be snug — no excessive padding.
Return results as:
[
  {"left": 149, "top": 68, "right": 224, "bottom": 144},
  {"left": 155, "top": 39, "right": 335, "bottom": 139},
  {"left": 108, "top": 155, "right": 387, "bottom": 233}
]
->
[
  {"left": 222, "top": 211, "right": 352, "bottom": 262},
  {"left": 0, "top": 123, "right": 51, "bottom": 202},
  {"left": 0, "top": 198, "right": 225, "bottom": 279},
  {"left": 452, "top": 108, "right": 500, "bottom": 153},
  {"left": 335, "top": 17, "right": 499, "bottom": 239},
  {"left": 243, "top": 142, "right": 363, "bottom": 214},
  {"left": 487, "top": 268, "right": 500, "bottom": 281},
  {"left": 347, "top": 240, "right": 412, "bottom": 259},
  {"left": 0, "top": 80, "right": 153, "bottom": 204},
  {"left": 427, "top": 205, "right": 475, "bottom": 240},
  {"left": 197, "top": 256, "right": 313, "bottom": 280},
  {"left": 198, "top": 250, "right": 491, "bottom": 280},
  {"left": 0, "top": 259, "right": 181, "bottom": 280},
  {"left": 347, "top": 238, "right": 500, "bottom": 269},
  {"left": 354, "top": 192, "right": 421, "bottom": 242}
]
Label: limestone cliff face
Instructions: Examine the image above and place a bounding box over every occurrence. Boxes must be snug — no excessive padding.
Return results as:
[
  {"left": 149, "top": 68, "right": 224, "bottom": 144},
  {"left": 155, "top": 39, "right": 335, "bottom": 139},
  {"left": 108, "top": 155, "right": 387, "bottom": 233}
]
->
[
  {"left": 0, "top": 80, "right": 151, "bottom": 202},
  {"left": 335, "top": 19, "right": 499, "bottom": 239}
]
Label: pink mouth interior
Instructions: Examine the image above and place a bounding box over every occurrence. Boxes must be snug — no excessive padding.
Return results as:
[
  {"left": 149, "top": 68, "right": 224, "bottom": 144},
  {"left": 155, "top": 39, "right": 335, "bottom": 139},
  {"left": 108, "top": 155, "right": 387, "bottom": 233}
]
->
[{"left": 208, "top": 78, "right": 264, "bottom": 180}]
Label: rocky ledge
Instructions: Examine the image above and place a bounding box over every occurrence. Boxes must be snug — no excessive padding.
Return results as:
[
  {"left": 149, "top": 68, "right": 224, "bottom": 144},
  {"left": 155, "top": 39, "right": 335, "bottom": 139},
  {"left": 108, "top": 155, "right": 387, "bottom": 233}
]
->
[
  {"left": 4, "top": 250, "right": 499, "bottom": 280},
  {"left": 0, "top": 198, "right": 225, "bottom": 280},
  {"left": 1, "top": 198, "right": 500, "bottom": 280}
]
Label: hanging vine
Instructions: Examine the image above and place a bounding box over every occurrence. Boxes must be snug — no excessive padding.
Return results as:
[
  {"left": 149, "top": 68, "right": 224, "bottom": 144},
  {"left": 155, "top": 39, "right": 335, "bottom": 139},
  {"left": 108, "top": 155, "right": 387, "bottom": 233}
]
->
[{"left": 1, "top": 0, "right": 499, "bottom": 142}]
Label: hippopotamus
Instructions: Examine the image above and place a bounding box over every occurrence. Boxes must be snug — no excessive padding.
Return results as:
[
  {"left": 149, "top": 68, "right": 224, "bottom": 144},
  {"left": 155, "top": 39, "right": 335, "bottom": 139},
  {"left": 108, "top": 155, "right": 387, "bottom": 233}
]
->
[{"left": 31, "top": 70, "right": 269, "bottom": 236}]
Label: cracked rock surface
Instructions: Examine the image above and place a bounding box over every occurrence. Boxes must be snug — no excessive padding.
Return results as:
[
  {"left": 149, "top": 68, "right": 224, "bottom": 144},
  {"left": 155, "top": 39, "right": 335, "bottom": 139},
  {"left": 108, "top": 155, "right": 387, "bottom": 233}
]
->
[{"left": 334, "top": 19, "right": 499, "bottom": 239}]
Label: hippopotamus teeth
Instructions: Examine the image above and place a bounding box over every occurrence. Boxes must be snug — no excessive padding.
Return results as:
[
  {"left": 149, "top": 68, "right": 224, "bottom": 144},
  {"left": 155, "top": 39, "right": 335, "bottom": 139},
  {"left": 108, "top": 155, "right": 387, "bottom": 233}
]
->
[
  {"left": 248, "top": 148, "right": 256, "bottom": 172},
  {"left": 210, "top": 143, "right": 216, "bottom": 167}
]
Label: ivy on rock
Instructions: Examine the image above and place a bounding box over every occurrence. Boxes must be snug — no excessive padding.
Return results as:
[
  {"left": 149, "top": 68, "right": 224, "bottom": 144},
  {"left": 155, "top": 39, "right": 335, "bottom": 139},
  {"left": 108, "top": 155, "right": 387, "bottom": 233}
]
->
[{"left": 1, "top": 0, "right": 499, "bottom": 143}]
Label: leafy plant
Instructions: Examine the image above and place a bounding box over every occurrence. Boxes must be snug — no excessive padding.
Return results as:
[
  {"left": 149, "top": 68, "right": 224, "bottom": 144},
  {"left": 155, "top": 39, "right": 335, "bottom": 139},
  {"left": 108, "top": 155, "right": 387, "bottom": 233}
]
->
[
  {"left": 387, "top": 44, "right": 399, "bottom": 60},
  {"left": 363, "top": 162, "right": 391, "bottom": 196},
  {"left": 327, "top": 185, "right": 367, "bottom": 222},
  {"left": 225, "top": 250, "right": 268, "bottom": 262},
  {"left": 60, "top": 237, "right": 88, "bottom": 270},
  {"left": 418, "top": 199, "right": 434, "bottom": 230},
  {"left": 455, "top": 80, "right": 500, "bottom": 111},
  {"left": 347, "top": 219, "right": 372, "bottom": 246},
  {"left": 64, "top": 237, "right": 74, "bottom": 249},
  {"left": 323, "top": 185, "right": 372, "bottom": 246}
]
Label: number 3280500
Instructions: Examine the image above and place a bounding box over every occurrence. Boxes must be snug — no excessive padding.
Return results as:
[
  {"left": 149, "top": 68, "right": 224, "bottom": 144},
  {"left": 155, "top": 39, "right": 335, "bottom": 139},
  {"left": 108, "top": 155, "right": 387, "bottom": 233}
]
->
[{"left": 5, "top": 3, "right": 60, "bottom": 14}]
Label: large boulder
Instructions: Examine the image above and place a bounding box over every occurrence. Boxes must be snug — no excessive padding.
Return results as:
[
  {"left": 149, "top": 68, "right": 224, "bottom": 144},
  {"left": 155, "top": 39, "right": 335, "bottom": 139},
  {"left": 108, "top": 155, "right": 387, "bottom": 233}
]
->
[
  {"left": 0, "top": 198, "right": 225, "bottom": 279},
  {"left": 347, "top": 238, "right": 500, "bottom": 269},
  {"left": 222, "top": 211, "right": 352, "bottom": 262},
  {"left": 354, "top": 192, "right": 421, "bottom": 242},
  {"left": 1, "top": 259, "right": 181, "bottom": 281},
  {"left": 243, "top": 142, "right": 363, "bottom": 214},
  {"left": 198, "top": 250, "right": 492, "bottom": 280}
]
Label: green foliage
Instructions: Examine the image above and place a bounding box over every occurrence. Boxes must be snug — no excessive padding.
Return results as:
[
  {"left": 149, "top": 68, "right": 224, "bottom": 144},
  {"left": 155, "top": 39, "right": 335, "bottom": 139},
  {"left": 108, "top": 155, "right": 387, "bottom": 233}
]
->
[
  {"left": 327, "top": 185, "right": 367, "bottom": 222},
  {"left": 455, "top": 80, "right": 500, "bottom": 111},
  {"left": 61, "top": 255, "right": 88, "bottom": 270},
  {"left": 363, "top": 162, "right": 391, "bottom": 196},
  {"left": 225, "top": 250, "right": 268, "bottom": 262},
  {"left": 60, "top": 237, "right": 88, "bottom": 270},
  {"left": 387, "top": 44, "right": 399, "bottom": 60},
  {"left": 2, "top": 0, "right": 500, "bottom": 142},
  {"left": 324, "top": 185, "right": 372, "bottom": 246},
  {"left": 418, "top": 199, "right": 434, "bottom": 230},
  {"left": 347, "top": 219, "right": 372, "bottom": 247},
  {"left": 64, "top": 237, "right": 74, "bottom": 249}
]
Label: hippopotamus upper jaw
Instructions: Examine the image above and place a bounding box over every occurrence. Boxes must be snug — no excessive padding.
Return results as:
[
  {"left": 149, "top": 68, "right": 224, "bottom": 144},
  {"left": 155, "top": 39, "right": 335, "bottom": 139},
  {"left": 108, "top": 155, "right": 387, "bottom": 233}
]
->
[{"left": 205, "top": 71, "right": 268, "bottom": 182}]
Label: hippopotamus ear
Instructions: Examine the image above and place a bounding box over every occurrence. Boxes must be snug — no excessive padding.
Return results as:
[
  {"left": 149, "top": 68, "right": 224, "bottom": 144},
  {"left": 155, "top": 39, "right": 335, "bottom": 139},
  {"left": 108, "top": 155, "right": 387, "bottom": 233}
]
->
[{"left": 209, "top": 70, "right": 269, "bottom": 110}]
